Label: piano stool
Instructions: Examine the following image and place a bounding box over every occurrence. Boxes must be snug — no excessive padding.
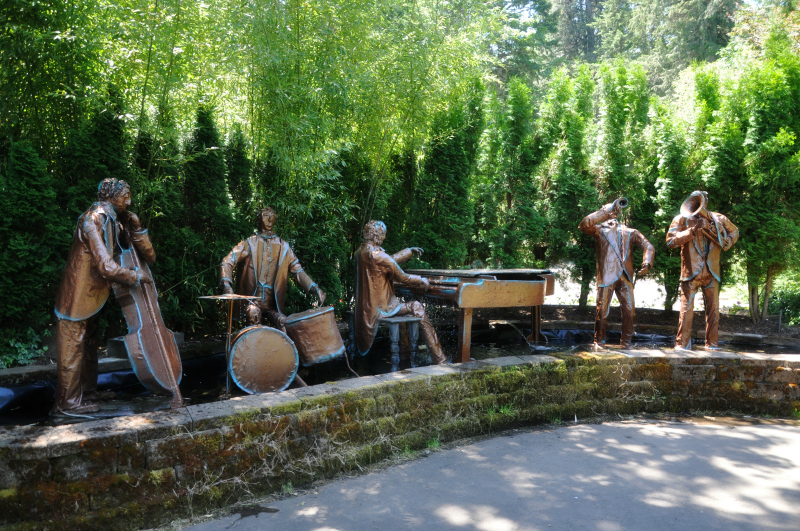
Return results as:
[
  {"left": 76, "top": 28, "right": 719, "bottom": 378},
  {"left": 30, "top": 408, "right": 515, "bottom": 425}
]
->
[{"left": 378, "top": 316, "right": 422, "bottom": 371}]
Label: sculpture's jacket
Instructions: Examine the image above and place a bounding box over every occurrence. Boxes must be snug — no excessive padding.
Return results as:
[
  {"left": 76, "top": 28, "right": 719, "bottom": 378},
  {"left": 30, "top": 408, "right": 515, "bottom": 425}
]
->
[
  {"left": 219, "top": 234, "right": 315, "bottom": 313},
  {"left": 666, "top": 212, "right": 739, "bottom": 282},
  {"left": 579, "top": 208, "right": 655, "bottom": 287},
  {"left": 55, "top": 202, "right": 153, "bottom": 321},
  {"left": 354, "top": 243, "right": 428, "bottom": 355}
]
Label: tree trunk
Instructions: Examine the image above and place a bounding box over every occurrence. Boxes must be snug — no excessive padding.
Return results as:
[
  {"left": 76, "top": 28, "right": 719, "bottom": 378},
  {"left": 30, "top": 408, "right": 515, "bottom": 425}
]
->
[
  {"left": 664, "top": 280, "right": 677, "bottom": 314},
  {"left": 578, "top": 266, "right": 592, "bottom": 308},
  {"left": 760, "top": 266, "right": 775, "bottom": 322},
  {"left": 748, "top": 282, "right": 761, "bottom": 324}
]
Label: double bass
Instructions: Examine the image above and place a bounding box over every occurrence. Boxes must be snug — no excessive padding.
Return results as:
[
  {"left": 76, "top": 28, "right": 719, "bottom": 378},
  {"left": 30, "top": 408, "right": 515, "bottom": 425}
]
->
[{"left": 113, "top": 225, "right": 183, "bottom": 408}]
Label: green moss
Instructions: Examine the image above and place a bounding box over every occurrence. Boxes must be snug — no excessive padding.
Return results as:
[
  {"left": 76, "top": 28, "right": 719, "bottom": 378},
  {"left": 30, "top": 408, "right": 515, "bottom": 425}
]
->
[
  {"left": 223, "top": 408, "right": 262, "bottom": 426},
  {"left": 268, "top": 400, "right": 302, "bottom": 416}
]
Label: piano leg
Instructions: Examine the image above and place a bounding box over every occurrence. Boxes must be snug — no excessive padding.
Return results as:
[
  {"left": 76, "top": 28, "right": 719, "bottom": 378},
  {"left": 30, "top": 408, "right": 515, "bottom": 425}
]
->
[
  {"left": 527, "top": 305, "right": 547, "bottom": 343},
  {"left": 457, "top": 308, "right": 473, "bottom": 363}
]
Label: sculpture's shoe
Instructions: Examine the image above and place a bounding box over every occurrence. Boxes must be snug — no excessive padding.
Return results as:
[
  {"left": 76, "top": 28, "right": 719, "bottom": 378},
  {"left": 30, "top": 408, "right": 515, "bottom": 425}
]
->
[
  {"left": 704, "top": 344, "right": 721, "bottom": 351},
  {"left": 673, "top": 345, "right": 692, "bottom": 352},
  {"left": 52, "top": 402, "right": 100, "bottom": 416}
]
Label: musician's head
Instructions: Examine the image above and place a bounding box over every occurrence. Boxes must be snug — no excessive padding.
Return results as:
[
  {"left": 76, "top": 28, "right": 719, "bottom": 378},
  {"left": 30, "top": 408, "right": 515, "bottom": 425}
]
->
[
  {"left": 257, "top": 207, "right": 277, "bottom": 233},
  {"left": 98, "top": 178, "right": 131, "bottom": 213},
  {"left": 363, "top": 220, "right": 386, "bottom": 245}
]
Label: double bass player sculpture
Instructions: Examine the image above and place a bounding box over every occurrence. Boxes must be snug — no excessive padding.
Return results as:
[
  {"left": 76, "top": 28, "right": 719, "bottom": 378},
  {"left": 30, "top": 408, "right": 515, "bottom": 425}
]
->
[{"left": 52, "top": 179, "right": 183, "bottom": 415}]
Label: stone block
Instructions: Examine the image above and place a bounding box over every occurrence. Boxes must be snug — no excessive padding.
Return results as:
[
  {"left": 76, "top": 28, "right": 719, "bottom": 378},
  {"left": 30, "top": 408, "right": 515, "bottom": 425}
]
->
[
  {"left": 516, "top": 355, "right": 563, "bottom": 366},
  {"left": 738, "top": 354, "right": 784, "bottom": 367},
  {"left": 323, "top": 375, "right": 384, "bottom": 395},
  {"left": 672, "top": 365, "right": 716, "bottom": 382},
  {"left": 405, "top": 365, "right": 462, "bottom": 377},
  {"left": 52, "top": 446, "right": 117, "bottom": 482},
  {"left": 146, "top": 429, "right": 223, "bottom": 470},
  {"left": 0, "top": 458, "right": 52, "bottom": 489},
  {"left": 763, "top": 367, "right": 800, "bottom": 384},
  {"left": 0, "top": 425, "right": 52, "bottom": 460},
  {"left": 478, "top": 356, "right": 526, "bottom": 367},
  {"left": 188, "top": 398, "right": 263, "bottom": 431},
  {"left": 375, "top": 371, "right": 423, "bottom": 384},
  {"left": 126, "top": 408, "right": 193, "bottom": 442},
  {"left": 47, "top": 418, "right": 138, "bottom": 458},
  {"left": 289, "top": 382, "right": 338, "bottom": 401},
  {"left": 117, "top": 443, "right": 147, "bottom": 473}
]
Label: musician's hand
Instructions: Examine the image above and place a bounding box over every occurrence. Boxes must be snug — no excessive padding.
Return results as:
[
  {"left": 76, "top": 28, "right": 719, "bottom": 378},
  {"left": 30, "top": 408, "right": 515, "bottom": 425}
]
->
[
  {"left": 603, "top": 202, "right": 620, "bottom": 219},
  {"left": 221, "top": 282, "right": 234, "bottom": 295},
  {"left": 137, "top": 271, "right": 153, "bottom": 285},
  {"left": 409, "top": 247, "right": 424, "bottom": 258},
  {"left": 123, "top": 211, "right": 143, "bottom": 232},
  {"left": 691, "top": 218, "right": 708, "bottom": 234},
  {"left": 315, "top": 286, "right": 327, "bottom": 306},
  {"left": 637, "top": 263, "right": 652, "bottom": 276},
  {"left": 420, "top": 277, "right": 431, "bottom": 291}
]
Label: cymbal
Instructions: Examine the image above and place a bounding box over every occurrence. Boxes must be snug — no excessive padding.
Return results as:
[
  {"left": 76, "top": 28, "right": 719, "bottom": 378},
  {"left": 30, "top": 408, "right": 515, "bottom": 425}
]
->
[{"left": 198, "top": 294, "right": 260, "bottom": 300}]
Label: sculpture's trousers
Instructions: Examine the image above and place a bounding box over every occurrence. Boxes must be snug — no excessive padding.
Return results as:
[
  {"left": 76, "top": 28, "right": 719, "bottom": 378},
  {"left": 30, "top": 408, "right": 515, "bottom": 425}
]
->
[
  {"left": 245, "top": 291, "right": 287, "bottom": 332},
  {"left": 594, "top": 276, "right": 635, "bottom": 348},
  {"left": 396, "top": 301, "right": 447, "bottom": 364},
  {"left": 53, "top": 316, "right": 100, "bottom": 412},
  {"left": 676, "top": 271, "right": 720, "bottom": 348}
]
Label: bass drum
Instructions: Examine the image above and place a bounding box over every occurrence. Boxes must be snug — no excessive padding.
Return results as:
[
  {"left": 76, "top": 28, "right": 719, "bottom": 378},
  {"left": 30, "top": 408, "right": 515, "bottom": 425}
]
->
[{"left": 229, "top": 326, "right": 298, "bottom": 394}]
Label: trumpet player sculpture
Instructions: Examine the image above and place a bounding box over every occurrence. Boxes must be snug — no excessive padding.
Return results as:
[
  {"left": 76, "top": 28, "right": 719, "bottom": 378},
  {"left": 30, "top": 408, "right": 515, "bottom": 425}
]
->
[
  {"left": 579, "top": 198, "right": 655, "bottom": 349},
  {"left": 667, "top": 191, "right": 738, "bottom": 350}
]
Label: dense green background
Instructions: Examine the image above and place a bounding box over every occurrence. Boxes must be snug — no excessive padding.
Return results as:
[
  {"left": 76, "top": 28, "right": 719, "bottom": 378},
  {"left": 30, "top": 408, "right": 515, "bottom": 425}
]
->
[{"left": 1, "top": 0, "right": 799, "bottom": 367}]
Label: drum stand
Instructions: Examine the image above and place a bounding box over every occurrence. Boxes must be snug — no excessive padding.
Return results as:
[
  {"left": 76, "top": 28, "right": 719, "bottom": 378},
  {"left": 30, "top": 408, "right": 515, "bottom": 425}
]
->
[{"left": 199, "top": 294, "right": 259, "bottom": 399}]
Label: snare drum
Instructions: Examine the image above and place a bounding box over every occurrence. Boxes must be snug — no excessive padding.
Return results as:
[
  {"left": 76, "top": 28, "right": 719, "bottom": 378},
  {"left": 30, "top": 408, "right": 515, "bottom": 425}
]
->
[
  {"left": 284, "top": 306, "right": 346, "bottom": 367},
  {"left": 229, "top": 325, "right": 298, "bottom": 393}
]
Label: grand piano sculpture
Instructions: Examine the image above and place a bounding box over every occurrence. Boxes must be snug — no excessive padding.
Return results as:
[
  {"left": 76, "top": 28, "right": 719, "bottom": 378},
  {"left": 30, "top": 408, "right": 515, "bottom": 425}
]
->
[{"left": 395, "top": 269, "right": 555, "bottom": 363}]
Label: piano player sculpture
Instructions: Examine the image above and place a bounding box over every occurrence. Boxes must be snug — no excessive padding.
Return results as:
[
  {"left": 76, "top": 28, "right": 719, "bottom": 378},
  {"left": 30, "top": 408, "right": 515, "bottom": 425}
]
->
[{"left": 354, "top": 220, "right": 447, "bottom": 364}]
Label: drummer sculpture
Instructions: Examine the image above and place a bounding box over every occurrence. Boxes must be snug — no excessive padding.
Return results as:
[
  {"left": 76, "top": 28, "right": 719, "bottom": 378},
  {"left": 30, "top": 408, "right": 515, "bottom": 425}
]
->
[
  {"left": 579, "top": 198, "right": 654, "bottom": 349},
  {"left": 53, "top": 178, "right": 156, "bottom": 415},
  {"left": 667, "top": 191, "right": 738, "bottom": 350},
  {"left": 354, "top": 220, "right": 446, "bottom": 364},
  {"left": 220, "top": 207, "right": 326, "bottom": 331}
]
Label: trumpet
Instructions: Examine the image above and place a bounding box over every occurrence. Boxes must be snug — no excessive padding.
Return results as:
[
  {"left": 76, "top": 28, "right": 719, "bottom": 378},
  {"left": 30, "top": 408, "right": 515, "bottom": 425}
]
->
[{"left": 614, "top": 197, "right": 629, "bottom": 210}]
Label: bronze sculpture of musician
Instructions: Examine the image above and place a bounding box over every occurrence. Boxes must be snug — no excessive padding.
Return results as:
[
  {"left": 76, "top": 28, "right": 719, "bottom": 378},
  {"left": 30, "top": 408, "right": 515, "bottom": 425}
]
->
[
  {"left": 53, "top": 179, "right": 155, "bottom": 415},
  {"left": 667, "top": 191, "right": 738, "bottom": 350},
  {"left": 354, "top": 220, "right": 446, "bottom": 364},
  {"left": 579, "top": 198, "right": 655, "bottom": 349},
  {"left": 219, "top": 207, "right": 326, "bottom": 332}
]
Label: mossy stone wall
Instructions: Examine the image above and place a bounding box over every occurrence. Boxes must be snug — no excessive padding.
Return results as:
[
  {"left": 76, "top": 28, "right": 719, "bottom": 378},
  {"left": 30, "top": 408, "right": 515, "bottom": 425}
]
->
[{"left": 1, "top": 353, "right": 799, "bottom": 530}]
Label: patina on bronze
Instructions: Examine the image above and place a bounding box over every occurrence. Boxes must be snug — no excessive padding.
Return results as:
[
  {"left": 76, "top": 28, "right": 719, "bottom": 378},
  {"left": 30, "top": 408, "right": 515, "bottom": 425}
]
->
[
  {"left": 228, "top": 325, "right": 298, "bottom": 393},
  {"left": 668, "top": 191, "right": 739, "bottom": 350},
  {"left": 354, "top": 220, "right": 446, "bottom": 364},
  {"left": 284, "top": 306, "right": 346, "bottom": 367},
  {"left": 579, "top": 198, "right": 655, "bottom": 349},
  {"left": 53, "top": 179, "right": 157, "bottom": 415},
  {"left": 219, "top": 207, "right": 326, "bottom": 332}
]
